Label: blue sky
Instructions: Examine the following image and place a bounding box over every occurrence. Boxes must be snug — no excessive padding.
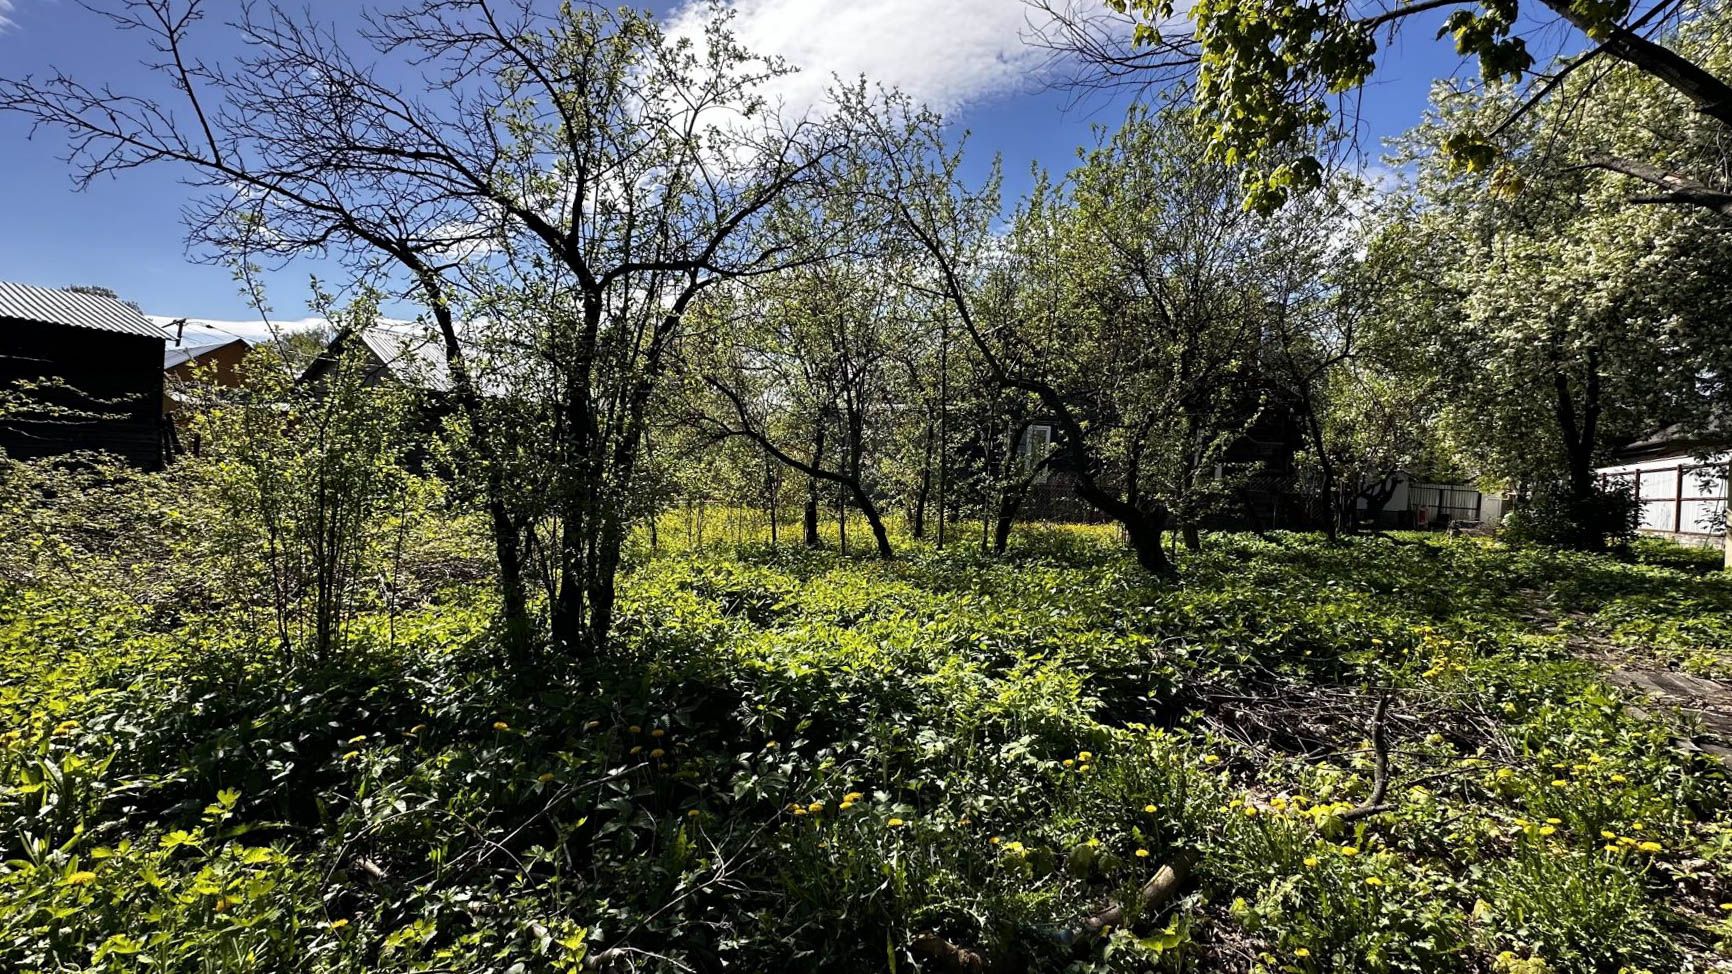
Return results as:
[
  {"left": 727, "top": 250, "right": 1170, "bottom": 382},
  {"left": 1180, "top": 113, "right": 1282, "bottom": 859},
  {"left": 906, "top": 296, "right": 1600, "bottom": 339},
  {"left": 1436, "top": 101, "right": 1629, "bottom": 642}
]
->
[{"left": 0, "top": 0, "right": 1473, "bottom": 341}]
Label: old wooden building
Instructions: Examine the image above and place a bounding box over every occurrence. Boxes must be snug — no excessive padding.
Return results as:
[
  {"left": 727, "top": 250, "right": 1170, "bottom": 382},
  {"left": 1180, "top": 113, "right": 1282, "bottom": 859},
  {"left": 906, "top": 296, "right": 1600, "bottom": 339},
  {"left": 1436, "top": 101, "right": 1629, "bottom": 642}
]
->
[{"left": 0, "top": 281, "right": 170, "bottom": 469}]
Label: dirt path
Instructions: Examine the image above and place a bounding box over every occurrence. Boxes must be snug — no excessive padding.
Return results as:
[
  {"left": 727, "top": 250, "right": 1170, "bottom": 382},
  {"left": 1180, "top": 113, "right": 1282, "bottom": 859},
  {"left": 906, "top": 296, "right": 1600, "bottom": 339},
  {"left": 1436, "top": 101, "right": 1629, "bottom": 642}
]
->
[
  {"left": 1604, "top": 669, "right": 1732, "bottom": 766},
  {"left": 1517, "top": 587, "right": 1732, "bottom": 766}
]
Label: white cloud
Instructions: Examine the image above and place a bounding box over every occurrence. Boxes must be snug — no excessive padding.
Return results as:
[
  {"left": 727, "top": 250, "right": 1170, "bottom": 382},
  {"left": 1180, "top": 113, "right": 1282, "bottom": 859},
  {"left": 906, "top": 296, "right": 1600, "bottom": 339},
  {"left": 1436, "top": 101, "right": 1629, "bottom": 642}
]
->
[
  {"left": 0, "top": 1, "right": 17, "bottom": 32},
  {"left": 666, "top": 0, "right": 1043, "bottom": 117}
]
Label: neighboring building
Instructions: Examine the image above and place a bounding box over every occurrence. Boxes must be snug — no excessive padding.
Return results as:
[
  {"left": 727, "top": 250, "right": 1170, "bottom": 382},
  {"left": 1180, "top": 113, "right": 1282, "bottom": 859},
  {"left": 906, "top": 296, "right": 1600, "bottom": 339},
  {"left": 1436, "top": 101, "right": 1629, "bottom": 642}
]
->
[
  {"left": 1598, "top": 424, "right": 1729, "bottom": 548},
  {"left": 0, "top": 280, "right": 169, "bottom": 469},
  {"left": 163, "top": 336, "right": 250, "bottom": 412},
  {"left": 1353, "top": 471, "right": 1507, "bottom": 531},
  {"left": 298, "top": 324, "right": 451, "bottom": 393}
]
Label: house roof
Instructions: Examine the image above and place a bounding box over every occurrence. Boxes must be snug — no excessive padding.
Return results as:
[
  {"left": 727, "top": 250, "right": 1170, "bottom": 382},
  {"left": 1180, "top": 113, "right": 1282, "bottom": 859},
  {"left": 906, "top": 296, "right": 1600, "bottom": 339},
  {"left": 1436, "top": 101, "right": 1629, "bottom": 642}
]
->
[
  {"left": 1611, "top": 419, "right": 1732, "bottom": 462},
  {"left": 356, "top": 328, "right": 452, "bottom": 392},
  {"left": 0, "top": 280, "right": 168, "bottom": 339},
  {"left": 164, "top": 338, "right": 248, "bottom": 370}
]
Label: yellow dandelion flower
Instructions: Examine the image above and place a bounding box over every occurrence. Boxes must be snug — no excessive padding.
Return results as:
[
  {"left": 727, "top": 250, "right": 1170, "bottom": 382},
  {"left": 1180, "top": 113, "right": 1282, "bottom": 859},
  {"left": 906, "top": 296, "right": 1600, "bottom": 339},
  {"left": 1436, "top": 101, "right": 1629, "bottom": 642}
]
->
[
  {"left": 887, "top": 817, "right": 906, "bottom": 828},
  {"left": 1551, "top": 779, "right": 1568, "bottom": 788},
  {"left": 64, "top": 871, "right": 97, "bottom": 887},
  {"left": 1544, "top": 818, "right": 1561, "bottom": 825},
  {"left": 989, "top": 836, "right": 1001, "bottom": 845},
  {"left": 687, "top": 809, "right": 701, "bottom": 817},
  {"left": 808, "top": 801, "right": 825, "bottom": 813},
  {"left": 1609, "top": 773, "right": 1627, "bottom": 783},
  {"left": 629, "top": 745, "right": 642, "bottom": 755},
  {"left": 1135, "top": 848, "right": 1150, "bottom": 858},
  {"left": 650, "top": 748, "right": 666, "bottom": 759},
  {"left": 408, "top": 724, "right": 428, "bottom": 735},
  {"left": 650, "top": 728, "right": 666, "bottom": 738},
  {"left": 629, "top": 725, "right": 642, "bottom": 734},
  {"left": 1637, "top": 841, "right": 1663, "bottom": 853},
  {"left": 537, "top": 772, "right": 555, "bottom": 783},
  {"left": 1243, "top": 806, "right": 1259, "bottom": 818},
  {"left": 839, "top": 801, "right": 854, "bottom": 811},
  {"left": 1203, "top": 754, "right": 1221, "bottom": 765},
  {"left": 1078, "top": 751, "right": 1093, "bottom": 762},
  {"left": 1365, "top": 876, "right": 1384, "bottom": 887},
  {"left": 492, "top": 721, "right": 510, "bottom": 732},
  {"left": 792, "top": 806, "right": 807, "bottom": 816},
  {"left": 331, "top": 918, "right": 349, "bottom": 930},
  {"left": 341, "top": 750, "right": 360, "bottom": 762},
  {"left": 1295, "top": 947, "right": 1311, "bottom": 958},
  {"left": 1339, "top": 845, "right": 1360, "bottom": 857},
  {"left": 1144, "top": 803, "right": 1158, "bottom": 813},
  {"left": 1600, "top": 830, "right": 1617, "bottom": 840},
  {"left": 1538, "top": 826, "right": 1556, "bottom": 837},
  {"left": 1062, "top": 759, "right": 1075, "bottom": 768},
  {"left": 1303, "top": 856, "right": 1320, "bottom": 868},
  {"left": 844, "top": 792, "right": 865, "bottom": 802}
]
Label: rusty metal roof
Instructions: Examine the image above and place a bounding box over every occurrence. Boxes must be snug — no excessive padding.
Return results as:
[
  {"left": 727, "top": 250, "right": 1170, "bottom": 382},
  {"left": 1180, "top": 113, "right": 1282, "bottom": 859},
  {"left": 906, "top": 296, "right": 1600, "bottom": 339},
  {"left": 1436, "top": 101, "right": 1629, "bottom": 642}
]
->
[{"left": 0, "top": 280, "right": 169, "bottom": 339}]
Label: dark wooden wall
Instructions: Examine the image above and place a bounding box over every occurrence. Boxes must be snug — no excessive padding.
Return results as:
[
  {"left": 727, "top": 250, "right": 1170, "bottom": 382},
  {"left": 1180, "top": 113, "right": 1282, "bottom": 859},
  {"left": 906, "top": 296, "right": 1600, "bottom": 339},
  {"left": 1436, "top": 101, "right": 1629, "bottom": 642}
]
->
[{"left": 0, "top": 318, "right": 166, "bottom": 469}]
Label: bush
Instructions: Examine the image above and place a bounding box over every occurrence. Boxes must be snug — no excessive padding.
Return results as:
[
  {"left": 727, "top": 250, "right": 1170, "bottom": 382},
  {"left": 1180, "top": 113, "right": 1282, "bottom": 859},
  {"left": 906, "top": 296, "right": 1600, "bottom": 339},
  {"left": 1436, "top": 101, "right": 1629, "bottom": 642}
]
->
[{"left": 1501, "top": 480, "right": 1640, "bottom": 551}]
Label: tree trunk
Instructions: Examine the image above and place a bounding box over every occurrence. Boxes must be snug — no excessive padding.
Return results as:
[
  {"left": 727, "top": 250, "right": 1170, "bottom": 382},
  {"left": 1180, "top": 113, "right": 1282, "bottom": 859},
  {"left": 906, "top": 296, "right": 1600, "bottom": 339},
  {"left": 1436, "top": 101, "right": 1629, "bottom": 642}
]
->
[
  {"left": 804, "top": 422, "right": 824, "bottom": 547},
  {"left": 1182, "top": 522, "right": 1201, "bottom": 552}
]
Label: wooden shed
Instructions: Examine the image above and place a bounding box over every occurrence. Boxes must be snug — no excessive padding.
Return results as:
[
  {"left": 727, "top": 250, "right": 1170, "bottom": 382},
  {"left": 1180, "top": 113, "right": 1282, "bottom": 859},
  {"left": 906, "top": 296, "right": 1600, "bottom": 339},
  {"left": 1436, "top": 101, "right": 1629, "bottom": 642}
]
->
[{"left": 0, "top": 281, "right": 170, "bottom": 469}]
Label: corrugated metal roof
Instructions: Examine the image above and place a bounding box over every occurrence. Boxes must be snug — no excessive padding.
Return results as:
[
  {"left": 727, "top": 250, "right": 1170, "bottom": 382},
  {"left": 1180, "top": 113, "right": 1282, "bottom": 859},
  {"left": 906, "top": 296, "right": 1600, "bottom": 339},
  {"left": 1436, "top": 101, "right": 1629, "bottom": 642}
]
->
[
  {"left": 358, "top": 328, "right": 453, "bottom": 392},
  {"left": 0, "top": 280, "right": 169, "bottom": 339}
]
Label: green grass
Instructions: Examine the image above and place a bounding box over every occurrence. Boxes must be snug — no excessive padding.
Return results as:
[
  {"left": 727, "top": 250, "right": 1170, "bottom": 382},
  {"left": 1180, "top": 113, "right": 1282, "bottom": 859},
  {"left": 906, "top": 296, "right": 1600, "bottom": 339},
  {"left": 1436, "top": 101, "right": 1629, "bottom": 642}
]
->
[{"left": 3, "top": 528, "right": 1731, "bottom": 972}]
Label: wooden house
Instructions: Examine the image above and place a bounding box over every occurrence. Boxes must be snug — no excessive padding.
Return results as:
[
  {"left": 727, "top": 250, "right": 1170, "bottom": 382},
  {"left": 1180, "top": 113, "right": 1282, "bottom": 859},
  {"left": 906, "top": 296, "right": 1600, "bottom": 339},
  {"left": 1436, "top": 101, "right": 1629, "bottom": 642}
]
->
[{"left": 0, "top": 281, "right": 169, "bottom": 469}]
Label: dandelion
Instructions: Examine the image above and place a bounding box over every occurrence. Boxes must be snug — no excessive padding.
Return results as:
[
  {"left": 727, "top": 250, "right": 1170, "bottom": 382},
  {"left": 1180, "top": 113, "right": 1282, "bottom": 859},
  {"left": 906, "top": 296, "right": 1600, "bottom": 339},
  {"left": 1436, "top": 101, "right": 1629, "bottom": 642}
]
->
[
  {"left": 1551, "top": 779, "right": 1568, "bottom": 788},
  {"left": 687, "top": 809, "right": 701, "bottom": 817},
  {"left": 792, "top": 806, "right": 807, "bottom": 817},
  {"left": 808, "top": 801, "right": 824, "bottom": 813},
  {"left": 1063, "top": 759, "right": 1075, "bottom": 768},
  {"left": 1538, "top": 826, "right": 1556, "bottom": 837},
  {"left": 989, "top": 836, "right": 1001, "bottom": 845},
  {"left": 1637, "top": 841, "right": 1663, "bottom": 853},
  {"left": 1339, "top": 845, "right": 1360, "bottom": 857},
  {"left": 347, "top": 735, "right": 367, "bottom": 744},
  {"left": 1144, "top": 803, "right": 1158, "bottom": 813},
  {"left": 1243, "top": 806, "right": 1259, "bottom": 818},
  {"left": 839, "top": 801, "right": 855, "bottom": 811},
  {"left": 341, "top": 750, "right": 360, "bottom": 762},
  {"left": 64, "top": 871, "right": 97, "bottom": 887},
  {"left": 1078, "top": 751, "right": 1093, "bottom": 762},
  {"left": 887, "top": 817, "right": 906, "bottom": 828},
  {"left": 537, "top": 772, "right": 555, "bottom": 783},
  {"left": 1135, "top": 848, "right": 1151, "bottom": 858},
  {"left": 1610, "top": 773, "right": 1627, "bottom": 783},
  {"left": 1303, "top": 856, "right": 1320, "bottom": 868},
  {"left": 1600, "top": 831, "right": 1617, "bottom": 840},
  {"left": 629, "top": 745, "right": 642, "bottom": 755},
  {"left": 1295, "top": 947, "right": 1311, "bottom": 958},
  {"left": 492, "top": 721, "right": 510, "bottom": 732},
  {"left": 650, "top": 728, "right": 666, "bottom": 738},
  {"left": 1365, "top": 876, "right": 1384, "bottom": 887},
  {"left": 629, "top": 725, "right": 642, "bottom": 734},
  {"left": 765, "top": 740, "right": 778, "bottom": 750},
  {"left": 1719, "top": 902, "right": 1732, "bottom": 911},
  {"left": 408, "top": 724, "right": 428, "bottom": 735},
  {"left": 1203, "top": 754, "right": 1221, "bottom": 765},
  {"left": 844, "top": 792, "right": 865, "bottom": 802},
  {"left": 1544, "top": 818, "right": 1561, "bottom": 825},
  {"left": 583, "top": 720, "right": 601, "bottom": 731},
  {"left": 650, "top": 748, "right": 666, "bottom": 759},
  {"left": 331, "top": 918, "right": 350, "bottom": 930}
]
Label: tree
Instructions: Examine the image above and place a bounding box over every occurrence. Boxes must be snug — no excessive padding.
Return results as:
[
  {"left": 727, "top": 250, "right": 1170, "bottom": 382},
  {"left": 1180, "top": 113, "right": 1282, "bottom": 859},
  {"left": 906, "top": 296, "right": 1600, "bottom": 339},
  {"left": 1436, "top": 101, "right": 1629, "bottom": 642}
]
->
[
  {"left": 1368, "top": 68, "right": 1732, "bottom": 547},
  {"left": 1041, "top": 0, "right": 1732, "bottom": 214},
  {"left": 1, "top": 0, "right": 855, "bottom": 656}
]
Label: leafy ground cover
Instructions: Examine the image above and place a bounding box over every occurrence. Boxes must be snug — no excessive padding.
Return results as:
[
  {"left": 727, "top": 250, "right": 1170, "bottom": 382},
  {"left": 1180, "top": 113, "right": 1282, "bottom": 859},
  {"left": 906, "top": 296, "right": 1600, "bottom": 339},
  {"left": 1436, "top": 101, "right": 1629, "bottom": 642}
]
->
[{"left": 3, "top": 528, "right": 1731, "bottom": 973}]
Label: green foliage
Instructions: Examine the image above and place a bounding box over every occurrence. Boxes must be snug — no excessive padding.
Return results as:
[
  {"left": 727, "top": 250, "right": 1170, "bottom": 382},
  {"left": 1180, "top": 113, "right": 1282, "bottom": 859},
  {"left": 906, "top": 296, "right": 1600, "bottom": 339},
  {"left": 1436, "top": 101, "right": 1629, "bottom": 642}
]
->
[
  {"left": 4, "top": 487, "right": 1731, "bottom": 971},
  {"left": 1501, "top": 480, "right": 1641, "bottom": 551}
]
